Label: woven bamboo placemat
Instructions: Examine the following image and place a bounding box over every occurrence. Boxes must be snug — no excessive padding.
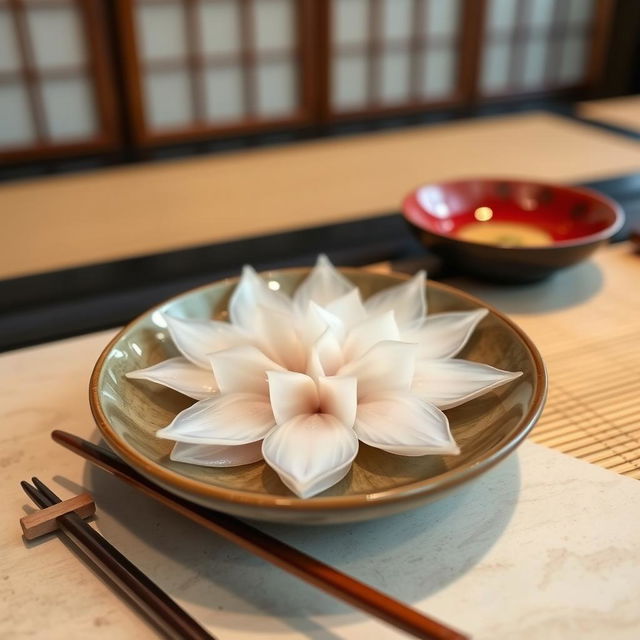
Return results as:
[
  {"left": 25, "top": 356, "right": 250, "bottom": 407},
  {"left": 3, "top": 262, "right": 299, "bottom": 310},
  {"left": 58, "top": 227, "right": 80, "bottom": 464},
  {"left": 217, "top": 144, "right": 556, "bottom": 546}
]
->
[{"left": 373, "top": 242, "right": 640, "bottom": 479}]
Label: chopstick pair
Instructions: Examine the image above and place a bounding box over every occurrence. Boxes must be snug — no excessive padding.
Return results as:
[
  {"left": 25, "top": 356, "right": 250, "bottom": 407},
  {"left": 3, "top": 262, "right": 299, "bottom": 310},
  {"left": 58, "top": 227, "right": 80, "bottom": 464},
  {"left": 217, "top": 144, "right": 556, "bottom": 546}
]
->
[
  {"left": 21, "top": 477, "right": 214, "bottom": 640},
  {"left": 51, "top": 430, "right": 469, "bottom": 640}
]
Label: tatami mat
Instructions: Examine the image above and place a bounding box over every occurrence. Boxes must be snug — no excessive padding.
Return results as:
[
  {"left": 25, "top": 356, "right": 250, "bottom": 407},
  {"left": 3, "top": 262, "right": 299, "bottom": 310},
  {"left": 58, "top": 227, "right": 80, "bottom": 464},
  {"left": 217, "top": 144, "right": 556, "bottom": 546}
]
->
[
  {"left": 579, "top": 96, "right": 640, "bottom": 133},
  {"left": 3, "top": 112, "right": 640, "bottom": 280}
]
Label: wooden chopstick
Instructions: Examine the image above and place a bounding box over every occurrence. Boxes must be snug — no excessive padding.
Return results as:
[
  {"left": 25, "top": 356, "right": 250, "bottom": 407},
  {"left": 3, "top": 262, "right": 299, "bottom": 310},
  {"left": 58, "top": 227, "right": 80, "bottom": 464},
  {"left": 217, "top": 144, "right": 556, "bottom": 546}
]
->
[
  {"left": 52, "top": 430, "right": 469, "bottom": 640},
  {"left": 21, "top": 477, "right": 215, "bottom": 640}
]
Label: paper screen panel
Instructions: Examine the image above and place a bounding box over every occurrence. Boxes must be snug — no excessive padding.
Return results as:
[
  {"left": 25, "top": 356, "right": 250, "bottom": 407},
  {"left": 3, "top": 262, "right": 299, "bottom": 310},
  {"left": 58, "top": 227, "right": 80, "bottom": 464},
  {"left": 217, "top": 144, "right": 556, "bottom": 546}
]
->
[
  {"left": 380, "top": 0, "right": 412, "bottom": 42},
  {"left": 378, "top": 49, "right": 411, "bottom": 105},
  {"left": 25, "top": 2, "right": 86, "bottom": 70},
  {"left": 255, "top": 58, "right": 297, "bottom": 117},
  {"left": 332, "top": 53, "right": 368, "bottom": 111},
  {"left": 144, "top": 69, "right": 193, "bottom": 129},
  {"left": 198, "top": 0, "right": 242, "bottom": 56},
  {"left": 423, "top": 0, "right": 460, "bottom": 39},
  {"left": 41, "top": 76, "right": 97, "bottom": 141},
  {"left": 203, "top": 65, "right": 245, "bottom": 122},
  {"left": 557, "top": 33, "right": 588, "bottom": 85},
  {"left": 333, "top": 0, "right": 369, "bottom": 46},
  {"left": 136, "top": 1, "right": 188, "bottom": 62},
  {"left": 421, "top": 47, "right": 457, "bottom": 99},
  {"left": 480, "top": 41, "right": 511, "bottom": 94},
  {"left": 485, "top": 0, "right": 518, "bottom": 32},
  {"left": 0, "top": 82, "right": 35, "bottom": 148},
  {"left": 519, "top": 37, "right": 549, "bottom": 90},
  {"left": 253, "top": 0, "right": 295, "bottom": 52},
  {"left": 0, "top": 7, "right": 21, "bottom": 73},
  {"left": 523, "top": 0, "right": 555, "bottom": 28}
]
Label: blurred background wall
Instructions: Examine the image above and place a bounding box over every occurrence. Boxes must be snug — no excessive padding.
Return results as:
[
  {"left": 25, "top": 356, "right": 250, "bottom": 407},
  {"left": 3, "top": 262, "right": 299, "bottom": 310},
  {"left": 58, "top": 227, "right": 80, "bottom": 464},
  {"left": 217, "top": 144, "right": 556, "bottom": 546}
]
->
[{"left": 1, "top": 0, "right": 638, "bottom": 179}]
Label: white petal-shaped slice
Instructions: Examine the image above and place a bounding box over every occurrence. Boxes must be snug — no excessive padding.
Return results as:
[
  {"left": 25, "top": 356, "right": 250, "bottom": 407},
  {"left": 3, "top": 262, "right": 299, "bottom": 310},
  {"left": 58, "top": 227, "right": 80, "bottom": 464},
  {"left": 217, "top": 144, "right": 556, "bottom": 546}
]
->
[
  {"left": 299, "top": 300, "right": 346, "bottom": 346},
  {"left": 402, "top": 309, "right": 488, "bottom": 359},
  {"left": 164, "top": 314, "right": 248, "bottom": 369},
  {"left": 210, "top": 345, "right": 284, "bottom": 395},
  {"left": 126, "top": 357, "right": 217, "bottom": 400},
  {"left": 157, "top": 392, "right": 275, "bottom": 445},
  {"left": 318, "top": 376, "right": 357, "bottom": 428},
  {"left": 307, "top": 328, "right": 344, "bottom": 379},
  {"left": 413, "top": 358, "right": 522, "bottom": 410},
  {"left": 267, "top": 370, "right": 319, "bottom": 424},
  {"left": 364, "top": 271, "right": 426, "bottom": 328},
  {"left": 343, "top": 310, "right": 401, "bottom": 361},
  {"left": 325, "top": 288, "right": 367, "bottom": 330},
  {"left": 253, "top": 305, "right": 306, "bottom": 371},
  {"left": 338, "top": 340, "right": 416, "bottom": 399},
  {"left": 262, "top": 414, "right": 359, "bottom": 498},
  {"left": 170, "top": 441, "right": 263, "bottom": 467},
  {"left": 229, "top": 265, "right": 292, "bottom": 331},
  {"left": 293, "top": 255, "right": 354, "bottom": 314},
  {"left": 355, "top": 393, "right": 459, "bottom": 456}
]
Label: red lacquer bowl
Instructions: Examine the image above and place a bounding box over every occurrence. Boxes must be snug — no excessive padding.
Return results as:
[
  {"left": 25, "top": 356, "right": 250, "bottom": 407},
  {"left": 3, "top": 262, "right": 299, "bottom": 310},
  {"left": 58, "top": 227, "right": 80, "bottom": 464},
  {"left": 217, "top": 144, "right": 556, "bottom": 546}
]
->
[{"left": 403, "top": 178, "right": 624, "bottom": 283}]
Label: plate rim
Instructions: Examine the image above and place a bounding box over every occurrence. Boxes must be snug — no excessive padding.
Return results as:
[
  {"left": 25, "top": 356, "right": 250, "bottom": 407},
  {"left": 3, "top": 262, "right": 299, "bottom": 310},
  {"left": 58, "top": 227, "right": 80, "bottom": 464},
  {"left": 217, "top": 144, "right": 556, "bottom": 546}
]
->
[{"left": 89, "top": 267, "right": 547, "bottom": 514}]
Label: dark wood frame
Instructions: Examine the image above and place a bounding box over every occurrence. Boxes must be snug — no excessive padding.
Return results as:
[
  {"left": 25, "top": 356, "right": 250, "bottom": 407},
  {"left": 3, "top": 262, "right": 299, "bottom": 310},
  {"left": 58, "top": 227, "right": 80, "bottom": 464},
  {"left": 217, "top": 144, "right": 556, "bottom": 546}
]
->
[
  {"left": 317, "top": 0, "right": 472, "bottom": 122},
  {"left": 468, "top": 0, "right": 616, "bottom": 103},
  {"left": 0, "top": 0, "right": 620, "bottom": 160},
  {"left": 0, "top": 0, "right": 120, "bottom": 164},
  {"left": 117, "top": 0, "right": 319, "bottom": 146}
]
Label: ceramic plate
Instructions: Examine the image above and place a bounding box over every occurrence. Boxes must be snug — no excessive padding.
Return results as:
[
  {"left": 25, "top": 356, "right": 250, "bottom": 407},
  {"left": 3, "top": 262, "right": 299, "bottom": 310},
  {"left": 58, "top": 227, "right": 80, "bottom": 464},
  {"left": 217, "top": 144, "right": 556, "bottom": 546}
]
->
[{"left": 90, "top": 268, "right": 546, "bottom": 524}]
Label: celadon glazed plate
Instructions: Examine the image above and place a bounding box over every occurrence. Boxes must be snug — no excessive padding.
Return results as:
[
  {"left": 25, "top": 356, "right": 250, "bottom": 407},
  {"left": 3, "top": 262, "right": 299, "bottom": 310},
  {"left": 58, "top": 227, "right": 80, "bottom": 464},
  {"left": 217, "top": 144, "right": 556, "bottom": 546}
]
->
[{"left": 90, "top": 268, "right": 546, "bottom": 524}]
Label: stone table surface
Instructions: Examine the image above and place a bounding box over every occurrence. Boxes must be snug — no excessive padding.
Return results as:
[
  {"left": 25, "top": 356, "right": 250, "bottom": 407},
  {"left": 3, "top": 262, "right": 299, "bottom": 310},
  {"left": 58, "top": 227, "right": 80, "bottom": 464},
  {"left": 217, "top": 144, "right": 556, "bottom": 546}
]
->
[{"left": 1, "top": 329, "right": 640, "bottom": 639}]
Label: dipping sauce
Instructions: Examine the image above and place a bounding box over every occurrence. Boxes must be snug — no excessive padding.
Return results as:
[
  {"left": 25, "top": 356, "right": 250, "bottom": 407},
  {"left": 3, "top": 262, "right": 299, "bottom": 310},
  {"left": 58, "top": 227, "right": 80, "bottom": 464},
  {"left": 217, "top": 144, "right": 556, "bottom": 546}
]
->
[{"left": 456, "top": 221, "right": 554, "bottom": 247}]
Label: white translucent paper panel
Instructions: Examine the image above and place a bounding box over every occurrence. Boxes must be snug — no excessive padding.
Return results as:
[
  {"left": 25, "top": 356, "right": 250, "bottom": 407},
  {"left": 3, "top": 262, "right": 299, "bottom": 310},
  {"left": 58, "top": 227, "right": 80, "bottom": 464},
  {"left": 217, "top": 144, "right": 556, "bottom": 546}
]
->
[
  {"left": 42, "top": 77, "right": 96, "bottom": 141},
  {"left": 0, "top": 9, "right": 21, "bottom": 73},
  {"left": 421, "top": 48, "right": 456, "bottom": 99},
  {"left": 26, "top": 4, "right": 85, "bottom": 70},
  {"left": 254, "top": 0, "right": 294, "bottom": 52},
  {"left": 486, "top": 0, "right": 518, "bottom": 32},
  {"left": 136, "top": 2, "right": 187, "bottom": 62},
  {"left": 198, "top": 0, "right": 241, "bottom": 56},
  {"left": 379, "top": 50, "right": 410, "bottom": 105},
  {"left": 333, "top": 0, "right": 369, "bottom": 46},
  {"left": 0, "top": 83, "right": 35, "bottom": 148},
  {"left": 523, "top": 0, "right": 555, "bottom": 28},
  {"left": 520, "top": 38, "right": 548, "bottom": 89},
  {"left": 381, "top": 0, "right": 412, "bottom": 42},
  {"left": 144, "top": 70, "right": 193, "bottom": 130},
  {"left": 332, "top": 54, "right": 367, "bottom": 110},
  {"left": 558, "top": 34, "right": 588, "bottom": 85},
  {"left": 204, "top": 66, "right": 244, "bottom": 122},
  {"left": 424, "top": 0, "right": 460, "bottom": 39},
  {"left": 480, "top": 42, "right": 511, "bottom": 94},
  {"left": 567, "top": 0, "right": 596, "bottom": 26},
  {"left": 255, "top": 59, "right": 297, "bottom": 117}
]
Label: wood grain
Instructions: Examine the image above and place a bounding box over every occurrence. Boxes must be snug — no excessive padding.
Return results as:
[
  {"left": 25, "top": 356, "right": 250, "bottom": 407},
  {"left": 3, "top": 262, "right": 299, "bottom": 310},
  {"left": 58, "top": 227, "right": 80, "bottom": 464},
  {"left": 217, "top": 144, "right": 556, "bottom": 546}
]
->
[{"left": 20, "top": 492, "right": 95, "bottom": 540}]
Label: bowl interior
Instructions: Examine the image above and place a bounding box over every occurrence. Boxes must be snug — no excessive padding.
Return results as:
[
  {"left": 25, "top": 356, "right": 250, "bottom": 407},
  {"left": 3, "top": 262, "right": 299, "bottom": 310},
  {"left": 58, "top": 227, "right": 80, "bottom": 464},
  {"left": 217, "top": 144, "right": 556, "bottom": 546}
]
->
[
  {"left": 92, "top": 269, "right": 545, "bottom": 519},
  {"left": 404, "top": 179, "right": 620, "bottom": 248}
]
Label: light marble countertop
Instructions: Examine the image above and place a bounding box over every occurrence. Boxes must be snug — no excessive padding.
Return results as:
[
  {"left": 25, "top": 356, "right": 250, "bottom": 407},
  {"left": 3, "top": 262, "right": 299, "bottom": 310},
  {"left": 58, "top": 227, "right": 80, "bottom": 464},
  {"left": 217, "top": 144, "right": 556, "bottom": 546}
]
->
[{"left": 2, "top": 329, "right": 640, "bottom": 639}]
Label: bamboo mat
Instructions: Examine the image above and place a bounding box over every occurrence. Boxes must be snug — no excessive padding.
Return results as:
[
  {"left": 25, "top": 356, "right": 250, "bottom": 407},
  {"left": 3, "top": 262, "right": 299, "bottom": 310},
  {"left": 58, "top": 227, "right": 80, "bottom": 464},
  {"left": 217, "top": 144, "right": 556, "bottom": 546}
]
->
[
  {"left": 518, "top": 245, "right": 640, "bottom": 479},
  {"left": 374, "top": 242, "right": 640, "bottom": 479}
]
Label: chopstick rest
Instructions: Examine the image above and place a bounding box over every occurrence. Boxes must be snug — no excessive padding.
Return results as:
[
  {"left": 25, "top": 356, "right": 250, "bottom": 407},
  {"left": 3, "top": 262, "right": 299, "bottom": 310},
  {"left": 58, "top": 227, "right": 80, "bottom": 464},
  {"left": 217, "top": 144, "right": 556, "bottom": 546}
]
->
[
  {"left": 20, "top": 478, "right": 215, "bottom": 640},
  {"left": 20, "top": 492, "right": 95, "bottom": 540}
]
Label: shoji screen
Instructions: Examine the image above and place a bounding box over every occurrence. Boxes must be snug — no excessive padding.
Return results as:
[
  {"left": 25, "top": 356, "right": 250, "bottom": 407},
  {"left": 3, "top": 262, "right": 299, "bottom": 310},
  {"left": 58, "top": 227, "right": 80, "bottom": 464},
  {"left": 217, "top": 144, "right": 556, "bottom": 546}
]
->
[
  {"left": 0, "top": 0, "right": 117, "bottom": 161},
  {"left": 329, "top": 0, "right": 465, "bottom": 116},
  {"left": 122, "top": 0, "right": 314, "bottom": 144},
  {"left": 479, "top": 0, "right": 607, "bottom": 97}
]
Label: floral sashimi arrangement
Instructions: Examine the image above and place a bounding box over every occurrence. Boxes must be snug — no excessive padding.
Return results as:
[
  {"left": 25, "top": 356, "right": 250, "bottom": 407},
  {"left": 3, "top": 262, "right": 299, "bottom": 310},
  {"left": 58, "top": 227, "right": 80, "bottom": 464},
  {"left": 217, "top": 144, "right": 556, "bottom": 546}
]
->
[{"left": 127, "top": 256, "right": 521, "bottom": 498}]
